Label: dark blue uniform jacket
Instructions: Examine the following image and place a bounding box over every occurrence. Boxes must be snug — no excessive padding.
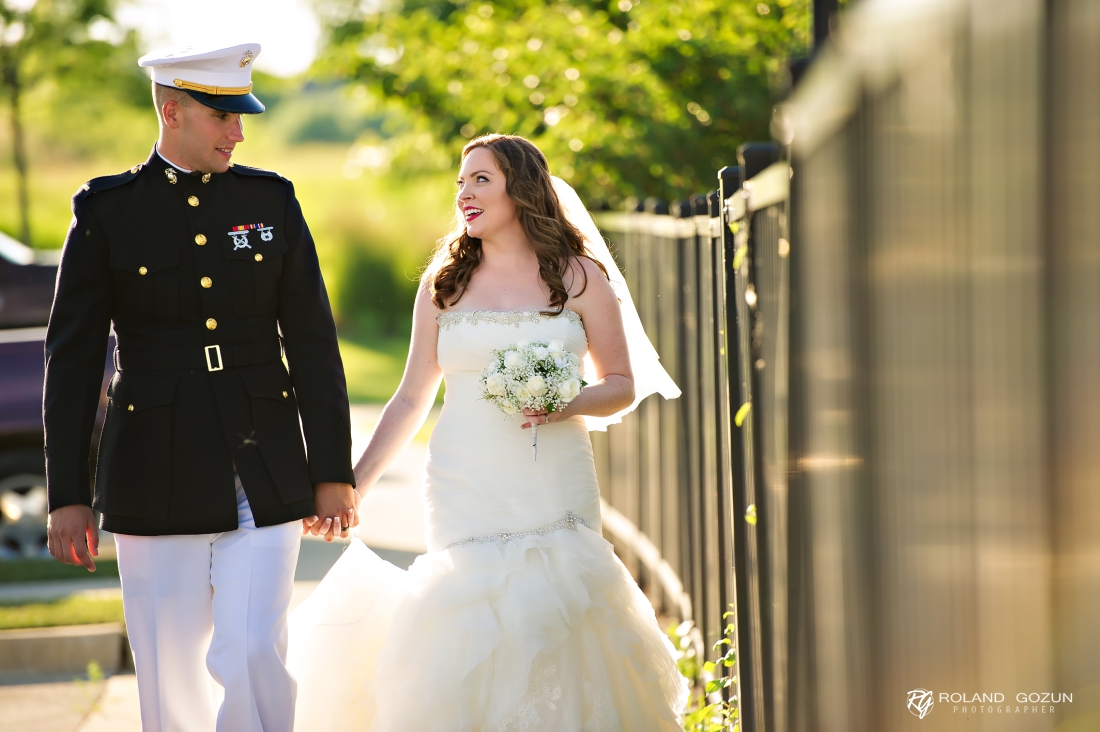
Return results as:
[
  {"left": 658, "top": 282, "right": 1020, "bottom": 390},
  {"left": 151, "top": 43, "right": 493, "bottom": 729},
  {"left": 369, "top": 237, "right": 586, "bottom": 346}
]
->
[{"left": 43, "top": 147, "right": 355, "bottom": 535}]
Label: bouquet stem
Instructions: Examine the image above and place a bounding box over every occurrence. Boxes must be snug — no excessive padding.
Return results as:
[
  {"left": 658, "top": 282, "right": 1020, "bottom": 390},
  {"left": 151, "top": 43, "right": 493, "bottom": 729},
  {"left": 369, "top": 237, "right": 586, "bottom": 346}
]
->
[{"left": 531, "top": 423, "right": 538, "bottom": 461}]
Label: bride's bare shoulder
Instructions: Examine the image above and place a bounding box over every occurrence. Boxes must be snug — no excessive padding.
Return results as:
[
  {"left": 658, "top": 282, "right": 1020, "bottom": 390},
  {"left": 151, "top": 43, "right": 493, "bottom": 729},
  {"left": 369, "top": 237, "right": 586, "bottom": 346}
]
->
[
  {"left": 413, "top": 280, "right": 447, "bottom": 326},
  {"left": 566, "top": 256, "right": 612, "bottom": 296}
]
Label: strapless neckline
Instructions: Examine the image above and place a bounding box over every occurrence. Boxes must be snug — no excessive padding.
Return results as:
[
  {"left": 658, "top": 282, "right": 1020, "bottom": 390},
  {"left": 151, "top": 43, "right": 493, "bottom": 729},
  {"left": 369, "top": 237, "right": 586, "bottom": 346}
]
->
[{"left": 435, "top": 308, "right": 584, "bottom": 330}]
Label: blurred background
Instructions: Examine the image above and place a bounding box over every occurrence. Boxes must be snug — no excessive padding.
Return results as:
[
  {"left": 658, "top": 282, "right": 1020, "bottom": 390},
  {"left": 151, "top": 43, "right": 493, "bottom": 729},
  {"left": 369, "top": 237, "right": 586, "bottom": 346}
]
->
[
  {"left": 0, "top": 1, "right": 824, "bottom": 728},
  {"left": 7, "top": 1, "right": 1100, "bottom": 731},
  {"left": 0, "top": 0, "right": 822, "bottom": 400}
]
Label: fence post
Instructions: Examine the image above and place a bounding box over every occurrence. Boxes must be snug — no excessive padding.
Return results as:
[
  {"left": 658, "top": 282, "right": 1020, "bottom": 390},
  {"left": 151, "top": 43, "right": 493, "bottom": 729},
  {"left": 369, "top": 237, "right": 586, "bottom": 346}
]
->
[{"left": 722, "top": 163, "right": 771, "bottom": 732}]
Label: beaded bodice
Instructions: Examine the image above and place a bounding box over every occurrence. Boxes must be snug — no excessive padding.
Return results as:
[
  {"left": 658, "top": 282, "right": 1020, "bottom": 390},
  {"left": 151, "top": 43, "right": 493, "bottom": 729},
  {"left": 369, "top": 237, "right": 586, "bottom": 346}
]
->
[{"left": 435, "top": 308, "right": 584, "bottom": 331}]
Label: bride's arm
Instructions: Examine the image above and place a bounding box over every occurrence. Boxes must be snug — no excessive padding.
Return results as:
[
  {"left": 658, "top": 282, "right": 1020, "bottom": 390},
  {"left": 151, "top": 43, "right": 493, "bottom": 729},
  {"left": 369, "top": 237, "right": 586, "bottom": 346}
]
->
[
  {"left": 528, "top": 258, "right": 634, "bottom": 427},
  {"left": 353, "top": 284, "right": 443, "bottom": 493}
]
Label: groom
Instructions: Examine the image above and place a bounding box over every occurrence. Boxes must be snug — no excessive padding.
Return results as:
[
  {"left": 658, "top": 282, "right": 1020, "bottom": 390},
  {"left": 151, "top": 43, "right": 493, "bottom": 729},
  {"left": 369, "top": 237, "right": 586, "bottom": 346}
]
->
[{"left": 43, "top": 43, "right": 356, "bottom": 731}]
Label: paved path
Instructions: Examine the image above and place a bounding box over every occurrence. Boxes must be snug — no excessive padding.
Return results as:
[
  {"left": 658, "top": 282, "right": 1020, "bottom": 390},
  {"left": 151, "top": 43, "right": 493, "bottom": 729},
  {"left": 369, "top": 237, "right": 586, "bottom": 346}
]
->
[
  {"left": 0, "top": 403, "right": 431, "bottom": 730},
  {"left": 347, "top": 403, "right": 429, "bottom": 555}
]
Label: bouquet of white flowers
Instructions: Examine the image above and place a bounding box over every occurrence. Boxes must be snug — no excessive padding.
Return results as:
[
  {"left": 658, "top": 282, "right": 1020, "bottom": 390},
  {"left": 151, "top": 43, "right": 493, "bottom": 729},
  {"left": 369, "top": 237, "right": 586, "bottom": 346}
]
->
[{"left": 479, "top": 338, "right": 586, "bottom": 459}]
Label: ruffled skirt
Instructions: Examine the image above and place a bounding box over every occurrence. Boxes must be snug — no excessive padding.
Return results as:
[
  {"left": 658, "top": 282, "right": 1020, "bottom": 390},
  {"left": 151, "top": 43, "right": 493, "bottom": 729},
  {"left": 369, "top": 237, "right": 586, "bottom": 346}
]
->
[{"left": 287, "top": 524, "right": 687, "bottom": 731}]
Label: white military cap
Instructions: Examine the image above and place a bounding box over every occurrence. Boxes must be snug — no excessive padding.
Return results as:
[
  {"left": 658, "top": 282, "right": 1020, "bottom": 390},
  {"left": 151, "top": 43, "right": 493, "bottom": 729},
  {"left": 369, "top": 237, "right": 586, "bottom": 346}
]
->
[{"left": 138, "top": 42, "right": 265, "bottom": 114}]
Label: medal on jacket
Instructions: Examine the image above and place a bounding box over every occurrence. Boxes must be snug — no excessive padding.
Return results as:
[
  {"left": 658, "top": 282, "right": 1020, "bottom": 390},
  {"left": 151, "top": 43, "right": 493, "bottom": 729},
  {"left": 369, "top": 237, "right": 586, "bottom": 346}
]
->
[{"left": 227, "top": 223, "right": 274, "bottom": 250}]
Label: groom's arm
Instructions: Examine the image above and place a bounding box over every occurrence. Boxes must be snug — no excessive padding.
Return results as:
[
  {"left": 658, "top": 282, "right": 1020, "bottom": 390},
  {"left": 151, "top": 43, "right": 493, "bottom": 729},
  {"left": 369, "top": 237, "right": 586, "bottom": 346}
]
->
[
  {"left": 44, "top": 195, "right": 113, "bottom": 512},
  {"left": 276, "top": 181, "right": 355, "bottom": 487},
  {"left": 43, "top": 193, "right": 113, "bottom": 569}
]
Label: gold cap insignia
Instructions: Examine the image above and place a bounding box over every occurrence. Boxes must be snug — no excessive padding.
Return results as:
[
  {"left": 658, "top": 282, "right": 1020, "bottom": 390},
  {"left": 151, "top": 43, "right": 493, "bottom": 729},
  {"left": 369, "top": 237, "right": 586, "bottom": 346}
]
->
[{"left": 240, "top": 50, "right": 254, "bottom": 68}]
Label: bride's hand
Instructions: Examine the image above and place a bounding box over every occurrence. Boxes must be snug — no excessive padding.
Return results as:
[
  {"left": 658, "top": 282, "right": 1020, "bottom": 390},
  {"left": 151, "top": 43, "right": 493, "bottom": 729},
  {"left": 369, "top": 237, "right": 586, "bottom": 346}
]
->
[{"left": 520, "top": 408, "right": 566, "bottom": 429}]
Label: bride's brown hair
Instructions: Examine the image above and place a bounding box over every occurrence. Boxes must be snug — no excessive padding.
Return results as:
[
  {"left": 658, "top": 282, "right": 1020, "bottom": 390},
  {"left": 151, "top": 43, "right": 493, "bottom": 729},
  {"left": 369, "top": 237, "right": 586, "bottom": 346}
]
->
[{"left": 425, "top": 134, "right": 607, "bottom": 313}]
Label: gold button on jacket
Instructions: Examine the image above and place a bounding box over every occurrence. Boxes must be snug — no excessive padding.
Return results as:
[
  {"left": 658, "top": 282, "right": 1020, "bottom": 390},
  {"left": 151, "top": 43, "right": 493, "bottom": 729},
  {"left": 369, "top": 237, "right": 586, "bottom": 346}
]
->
[
  {"left": 200, "top": 277, "right": 213, "bottom": 289},
  {"left": 195, "top": 234, "right": 207, "bottom": 246},
  {"left": 206, "top": 318, "right": 217, "bottom": 330},
  {"left": 188, "top": 195, "right": 199, "bottom": 207},
  {"left": 138, "top": 266, "right": 148, "bottom": 275},
  {"left": 254, "top": 253, "right": 263, "bottom": 262}
]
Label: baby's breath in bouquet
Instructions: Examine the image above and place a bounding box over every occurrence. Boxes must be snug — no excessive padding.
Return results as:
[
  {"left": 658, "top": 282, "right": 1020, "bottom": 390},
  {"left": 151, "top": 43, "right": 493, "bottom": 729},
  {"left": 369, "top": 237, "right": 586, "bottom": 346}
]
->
[{"left": 479, "top": 338, "right": 586, "bottom": 460}]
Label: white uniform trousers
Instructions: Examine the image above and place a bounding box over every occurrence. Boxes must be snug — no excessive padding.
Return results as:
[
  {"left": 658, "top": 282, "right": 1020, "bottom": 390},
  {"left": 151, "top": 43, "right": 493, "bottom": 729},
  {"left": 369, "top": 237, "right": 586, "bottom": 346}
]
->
[{"left": 115, "top": 481, "right": 301, "bottom": 732}]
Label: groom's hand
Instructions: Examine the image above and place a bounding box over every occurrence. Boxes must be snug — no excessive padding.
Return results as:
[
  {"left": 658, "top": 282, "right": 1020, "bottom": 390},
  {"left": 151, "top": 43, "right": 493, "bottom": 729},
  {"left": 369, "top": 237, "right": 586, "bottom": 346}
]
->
[
  {"left": 304, "top": 483, "right": 356, "bottom": 543},
  {"left": 47, "top": 505, "right": 99, "bottom": 571}
]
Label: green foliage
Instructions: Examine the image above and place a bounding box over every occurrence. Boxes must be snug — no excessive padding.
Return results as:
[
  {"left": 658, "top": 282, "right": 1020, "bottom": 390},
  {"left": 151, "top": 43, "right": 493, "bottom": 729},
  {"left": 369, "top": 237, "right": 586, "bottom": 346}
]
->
[
  {"left": 338, "top": 333, "right": 414, "bottom": 403},
  {"left": 0, "top": 558, "right": 119, "bottom": 584},
  {"left": 0, "top": 1, "right": 151, "bottom": 244},
  {"left": 315, "top": 0, "right": 808, "bottom": 203},
  {"left": 667, "top": 606, "right": 740, "bottom": 732},
  {"left": 74, "top": 660, "right": 106, "bottom": 716},
  {"left": 260, "top": 82, "right": 400, "bottom": 144},
  {"left": 0, "top": 595, "right": 124, "bottom": 629}
]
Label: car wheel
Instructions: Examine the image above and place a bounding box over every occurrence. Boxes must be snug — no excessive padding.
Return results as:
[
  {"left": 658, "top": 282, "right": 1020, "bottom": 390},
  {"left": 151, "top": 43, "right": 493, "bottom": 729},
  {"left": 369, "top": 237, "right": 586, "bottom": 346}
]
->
[{"left": 0, "top": 449, "right": 50, "bottom": 559}]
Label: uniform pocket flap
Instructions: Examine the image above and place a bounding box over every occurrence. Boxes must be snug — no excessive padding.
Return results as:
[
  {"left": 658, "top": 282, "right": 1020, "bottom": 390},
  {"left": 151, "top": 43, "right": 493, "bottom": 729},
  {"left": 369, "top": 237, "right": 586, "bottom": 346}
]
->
[
  {"left": 110, "top": 374, "right": 178, "bottom": 413},
  {"left": 242, "top": 363, "right": 294, "bottom": 401},
  {"left": 109, "top": 242, "right": 179, "bottom": 274}
]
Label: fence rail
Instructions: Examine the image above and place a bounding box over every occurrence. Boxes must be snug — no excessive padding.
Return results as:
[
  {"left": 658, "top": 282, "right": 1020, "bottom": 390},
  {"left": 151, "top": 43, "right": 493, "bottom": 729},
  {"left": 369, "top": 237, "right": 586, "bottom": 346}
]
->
[{"left": 592, "top": 0, "right": 1100, "bottom": 730}]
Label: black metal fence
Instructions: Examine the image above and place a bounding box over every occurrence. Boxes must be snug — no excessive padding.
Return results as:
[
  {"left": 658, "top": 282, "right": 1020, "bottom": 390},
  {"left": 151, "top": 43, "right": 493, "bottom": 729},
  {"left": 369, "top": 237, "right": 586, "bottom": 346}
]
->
[
  {"left": 592, "top": 192, "right": 731, "bottom": 649},
  {"left": 593, "top": 0, "right": 1100, "bottom": 730}
]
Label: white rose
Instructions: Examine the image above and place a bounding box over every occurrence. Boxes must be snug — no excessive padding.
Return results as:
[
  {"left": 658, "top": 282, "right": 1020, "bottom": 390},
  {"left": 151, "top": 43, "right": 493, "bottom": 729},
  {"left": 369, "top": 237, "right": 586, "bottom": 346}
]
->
[
  {"left": 533, "top": 346, "right": 550, "bottom": 360},
  {"left": 503, "top": 350, "right": 522, "bottom": 369},
  {"left": 485, "top": 373, "right": 506, "bottom": 396},
  {"left": 526, "top": 375, "right": 548, "bottom": 396},
  {"left": 558, "top": 378, "right": 582, "bottom": 401},
  {"left": 548, "top": 339, "right": 565, "bottom": 354},
  {"left": 554, "top": 356, "right": 569, "bottom": 369},
  {"left": 516, "top": 387, "right": 532, "bottom": 403}
]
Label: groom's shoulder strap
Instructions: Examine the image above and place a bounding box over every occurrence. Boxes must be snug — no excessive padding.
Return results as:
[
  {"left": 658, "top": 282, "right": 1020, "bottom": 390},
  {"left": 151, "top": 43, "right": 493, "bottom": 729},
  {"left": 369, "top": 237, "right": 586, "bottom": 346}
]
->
[
  {"left": 72, "top": 164, "right": 143, "bottom": 204},
  {"left": 228, "top": 163, "right": 291, "bottom": 185}
]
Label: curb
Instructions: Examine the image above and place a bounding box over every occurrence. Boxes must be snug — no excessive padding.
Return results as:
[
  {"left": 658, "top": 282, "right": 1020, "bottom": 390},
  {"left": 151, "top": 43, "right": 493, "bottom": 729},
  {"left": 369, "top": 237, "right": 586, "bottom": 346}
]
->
[{"left": 0, "top": 623, "right": 130, "bottom": 676}]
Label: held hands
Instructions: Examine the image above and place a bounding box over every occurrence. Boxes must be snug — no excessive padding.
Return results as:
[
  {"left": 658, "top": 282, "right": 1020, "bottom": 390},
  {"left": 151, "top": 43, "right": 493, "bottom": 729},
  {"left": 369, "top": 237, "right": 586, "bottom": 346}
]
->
[
  {"left": 47, "top": 505, "right": 99, "bottom": 571},
  {"left": 301, "top": 482, "right": 359, "bottom": 542}
]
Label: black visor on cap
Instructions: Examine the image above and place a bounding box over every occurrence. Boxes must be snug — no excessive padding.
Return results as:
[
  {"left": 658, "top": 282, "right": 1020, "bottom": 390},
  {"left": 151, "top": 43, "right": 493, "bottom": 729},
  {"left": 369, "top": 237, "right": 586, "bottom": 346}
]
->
[{"left": 183, "top": 89, "right": 265, "bottom": 114}]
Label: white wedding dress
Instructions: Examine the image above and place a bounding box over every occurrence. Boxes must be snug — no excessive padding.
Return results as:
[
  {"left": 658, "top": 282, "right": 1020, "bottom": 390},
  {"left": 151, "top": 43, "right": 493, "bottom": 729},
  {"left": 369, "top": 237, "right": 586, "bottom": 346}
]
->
[{"left": 287, "top": 308, "right": 688, "bottom": 731}]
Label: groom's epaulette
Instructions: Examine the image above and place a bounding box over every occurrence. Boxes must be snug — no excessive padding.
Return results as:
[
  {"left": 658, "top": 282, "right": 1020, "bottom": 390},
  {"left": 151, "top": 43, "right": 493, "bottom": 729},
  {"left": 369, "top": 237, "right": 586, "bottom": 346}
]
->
[
  {"left": 228, "top": 163, "right": 290, "bottom": 185},
  {"left": 72, "top": 164, "right": 143, "bottom": 203}
]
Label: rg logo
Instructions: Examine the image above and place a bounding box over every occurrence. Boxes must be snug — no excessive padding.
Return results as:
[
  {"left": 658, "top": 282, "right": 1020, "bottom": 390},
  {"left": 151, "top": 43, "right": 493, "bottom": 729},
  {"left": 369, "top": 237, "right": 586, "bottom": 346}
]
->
[{"left": 907, "top": 689, "right": 934, "bottom": 719}]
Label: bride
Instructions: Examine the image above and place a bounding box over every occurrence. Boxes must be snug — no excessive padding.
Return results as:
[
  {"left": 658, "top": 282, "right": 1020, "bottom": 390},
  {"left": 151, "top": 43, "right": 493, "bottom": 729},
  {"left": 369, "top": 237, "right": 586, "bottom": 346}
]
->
[{"left": 287, "top": 134, "right": 688, "bottom": 730}]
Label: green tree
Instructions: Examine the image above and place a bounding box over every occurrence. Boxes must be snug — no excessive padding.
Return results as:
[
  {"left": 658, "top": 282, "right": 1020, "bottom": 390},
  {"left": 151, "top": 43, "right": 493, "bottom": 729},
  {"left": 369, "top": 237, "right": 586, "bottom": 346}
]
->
[
  {"left": 315, "top": 0, "right": 808, "bottom": 203},
  {"left": 0, "top": 0, "right": 139, "bottom": 245}
]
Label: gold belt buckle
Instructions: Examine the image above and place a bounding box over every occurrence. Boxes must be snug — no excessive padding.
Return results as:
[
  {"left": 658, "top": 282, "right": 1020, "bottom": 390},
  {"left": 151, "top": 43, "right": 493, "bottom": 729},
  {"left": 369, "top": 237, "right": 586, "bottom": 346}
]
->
[{"left": 205, "top": 344, "right": 224, "bottom": 372}]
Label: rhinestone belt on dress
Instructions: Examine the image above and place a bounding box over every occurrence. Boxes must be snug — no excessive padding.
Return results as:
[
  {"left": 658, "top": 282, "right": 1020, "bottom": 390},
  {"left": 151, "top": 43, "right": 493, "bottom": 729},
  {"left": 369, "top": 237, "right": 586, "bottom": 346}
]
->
[{"left": 445, "top": 512, "right": 590, "bottom": 549}]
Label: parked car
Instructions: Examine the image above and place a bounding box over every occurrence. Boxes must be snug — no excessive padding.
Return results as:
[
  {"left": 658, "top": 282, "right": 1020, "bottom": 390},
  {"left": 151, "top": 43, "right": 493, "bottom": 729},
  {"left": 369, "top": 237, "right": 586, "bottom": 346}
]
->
[{"left": 0, "top": 232, "right": 112, "bottom": 559}]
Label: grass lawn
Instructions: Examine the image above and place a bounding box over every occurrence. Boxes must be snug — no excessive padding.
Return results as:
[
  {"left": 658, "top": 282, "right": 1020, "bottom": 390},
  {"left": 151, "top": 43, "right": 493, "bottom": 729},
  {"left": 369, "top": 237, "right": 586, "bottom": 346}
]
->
[
  {"left": 0, "top": 596, "right": 124, "bottom": 630},
  {"left": 339, "top": 333, "right": 410, "bottom": 404},
  {"left": 0, "top": 559, "right": 119, "bottom": 584},
  {"left": 339, "top": 328, "right": 447, "bottom": 405}
]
